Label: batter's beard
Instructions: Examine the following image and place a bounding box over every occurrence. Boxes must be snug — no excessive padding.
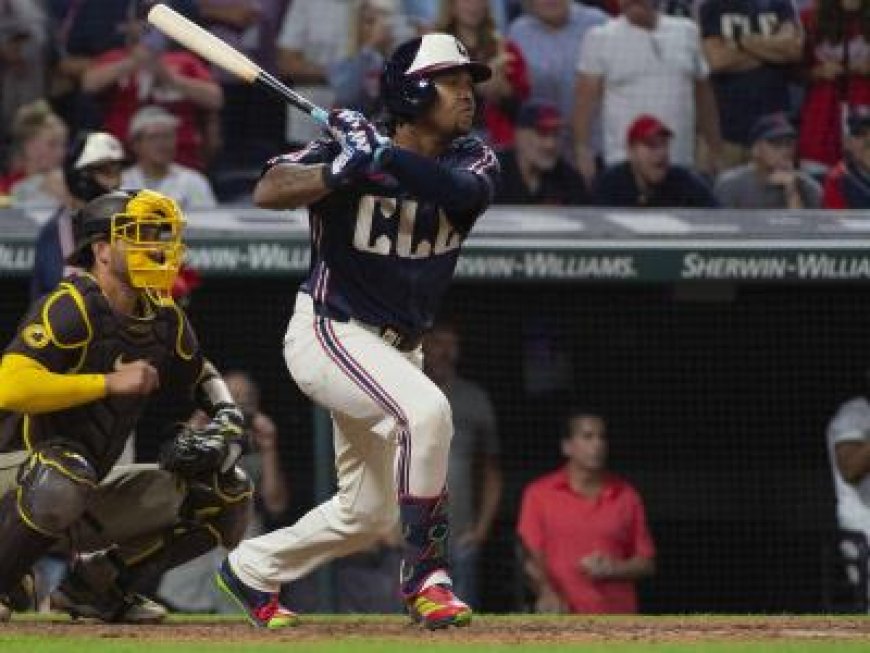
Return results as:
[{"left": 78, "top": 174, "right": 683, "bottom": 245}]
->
[{"left": 454, "top": 116, "right": 474, "bottom": 138}]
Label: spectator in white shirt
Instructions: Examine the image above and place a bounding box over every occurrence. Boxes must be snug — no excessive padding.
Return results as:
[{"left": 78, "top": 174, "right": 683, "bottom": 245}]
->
[
  {"left": 121, "top": 105, "right": 217, "bottom": 210},
  {"left": 826, "top": 383, "right": 870, "bottom": 608},
  {"left": 573, "top": 0, "right": 721, "bottom": 187},
  {"left": 275, "top": 0, "right": 354, "bottom": 144}
]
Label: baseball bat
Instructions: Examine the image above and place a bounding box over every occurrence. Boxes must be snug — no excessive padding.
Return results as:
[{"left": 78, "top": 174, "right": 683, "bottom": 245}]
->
[{"left": 146, "top": 3, "right": 328, "bottom": 126}]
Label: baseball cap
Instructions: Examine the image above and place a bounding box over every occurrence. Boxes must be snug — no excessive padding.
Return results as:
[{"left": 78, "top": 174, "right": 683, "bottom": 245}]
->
[
  {"left": 848, "top": 106, "right": 870, "bottom": 136},
  {"left": 72, "top": 132, "right": 125, "bottom": 169},
  {"left": 516, "top": 99, "right": 563, "bottom": 134},
  {"left": 128, "top": 105, "right": 180, "bottom": 137},
  {"left": 749, "top": 113, "right": 796, "bottom": 144},
  {"left": 627, "top": 114, "right": 674, "bottom": 146}
]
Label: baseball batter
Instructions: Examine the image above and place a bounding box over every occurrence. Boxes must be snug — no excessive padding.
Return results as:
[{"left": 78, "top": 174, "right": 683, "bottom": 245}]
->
[
  {"left": 217, "top": 34, "right": 500, "bottom": 629},
  {"left": 0, "top": 190, "right": 252, "bottom": 623}
]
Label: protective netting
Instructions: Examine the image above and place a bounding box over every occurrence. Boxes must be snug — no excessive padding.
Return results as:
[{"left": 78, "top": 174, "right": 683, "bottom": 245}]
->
[{"left": 2, "top": 277, "right": 868, "bottom": 613}]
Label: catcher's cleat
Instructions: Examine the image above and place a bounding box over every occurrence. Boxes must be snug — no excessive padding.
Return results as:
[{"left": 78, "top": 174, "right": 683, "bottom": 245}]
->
[
  {"left": 0, "top": 573, "right": 36, "bottom": 622},
  {"left": 50, "top": 553, "right": 166, "bottom": 624},
  {"left": 215, "top": 559, "right": 297, "bottom": 629},
  {"left": 51, "top": 588, "right": 167, "bottom": 624},
  {"left": 406, "top": 583, "right": 472, "bottom": 630}
]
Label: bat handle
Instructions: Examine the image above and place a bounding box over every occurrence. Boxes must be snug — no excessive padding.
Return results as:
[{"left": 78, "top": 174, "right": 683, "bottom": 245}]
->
[
  {"left": 258, "top": 70, "right": 329, "bottom": 127},
  {"left": 311, "top": 107, "right": 329, "bottom": 125}
]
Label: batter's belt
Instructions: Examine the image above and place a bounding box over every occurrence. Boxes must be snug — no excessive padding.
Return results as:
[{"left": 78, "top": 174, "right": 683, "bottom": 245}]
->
[{"left": 313, "top": 300, "right": 423, "bottom": 353}]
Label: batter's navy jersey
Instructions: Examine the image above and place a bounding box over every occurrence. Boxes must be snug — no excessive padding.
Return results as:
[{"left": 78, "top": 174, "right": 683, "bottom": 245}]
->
[{"left": 267, "top": 136, "right": 500, "bottom": 332}]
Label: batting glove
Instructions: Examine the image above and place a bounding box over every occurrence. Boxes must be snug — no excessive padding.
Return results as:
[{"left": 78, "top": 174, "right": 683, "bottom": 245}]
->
[{"left": 323, "top": 109, "right": 384, "bottom": 188}]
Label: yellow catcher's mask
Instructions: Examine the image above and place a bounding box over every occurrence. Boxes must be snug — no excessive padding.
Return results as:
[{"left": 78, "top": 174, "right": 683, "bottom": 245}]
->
[{"left": 110, "top": 189, "right": 186, "bottom": 306}]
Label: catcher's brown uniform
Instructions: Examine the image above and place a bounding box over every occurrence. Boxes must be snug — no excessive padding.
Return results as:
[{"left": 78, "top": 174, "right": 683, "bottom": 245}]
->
[{"left": 0, "top": 271, "right": 252, "bottom": 622}]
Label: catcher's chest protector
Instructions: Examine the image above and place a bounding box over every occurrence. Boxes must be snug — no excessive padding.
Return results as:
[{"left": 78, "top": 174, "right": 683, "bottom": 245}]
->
[{"left": 26, "top": 275, "right": 183, "bottom": 479}]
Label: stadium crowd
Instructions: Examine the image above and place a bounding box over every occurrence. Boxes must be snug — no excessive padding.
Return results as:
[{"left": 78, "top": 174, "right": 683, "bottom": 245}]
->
[{"left": 1, "top": 0, "right": 869, "bottom": 211}]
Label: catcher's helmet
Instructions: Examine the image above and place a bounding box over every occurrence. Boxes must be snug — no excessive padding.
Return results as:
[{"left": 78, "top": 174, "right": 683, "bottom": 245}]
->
[
  {"left": 68, "top": 189, "right": 186, "bottom": 305},
  {"left": 381, "top": 33, "right": 491, "bottom": 121},
  {"left": 64, "top": 131, "right": 125, "bottom": 203}
]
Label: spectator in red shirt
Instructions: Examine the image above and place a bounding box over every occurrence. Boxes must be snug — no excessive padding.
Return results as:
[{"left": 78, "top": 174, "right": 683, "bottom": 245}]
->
[
  {"left": 80, "top": 25, "right": 223, "bottom": 171},
  {"left": 517, "top": 409, "right": 655, "bottom": 614},
  {"left": 799, "top": 0, "right": 870, "bottom": 174},
  {"left": 823, "top": 107, "right": 870, "bottom": 208}
]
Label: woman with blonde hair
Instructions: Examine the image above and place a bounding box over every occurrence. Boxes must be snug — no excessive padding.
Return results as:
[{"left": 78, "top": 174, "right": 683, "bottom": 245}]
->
[
  {"left": 437, "top": 0, "right": 529, "bottom": 147},
  {"left": 3, "top": 100, "right": 68, "bottom": 206}
]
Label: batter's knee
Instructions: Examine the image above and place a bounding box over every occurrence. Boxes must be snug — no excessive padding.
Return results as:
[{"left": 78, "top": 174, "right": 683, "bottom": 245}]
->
[
  {"left": 403, "top": 391, "right": 453, "bottom": 471},
  {"left": 19, "top": 448, "right": 96, "bottom": 536},
  {"left": 406, "top": 391, "right": 453, "bottom": 446}
]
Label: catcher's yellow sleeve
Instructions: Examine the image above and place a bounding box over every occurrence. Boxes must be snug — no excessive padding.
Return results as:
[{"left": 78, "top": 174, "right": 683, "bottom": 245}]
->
[{"left": 0, "top": 353, "right": 106, "bottom": 414}]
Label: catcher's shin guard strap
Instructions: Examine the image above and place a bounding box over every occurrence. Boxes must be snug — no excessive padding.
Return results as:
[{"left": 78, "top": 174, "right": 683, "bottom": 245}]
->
[
  {"left": 0, "top": 490, "right": 55, "bottom": 597},
  {"left": 120, "top": 523, "right": 221, "bottom": 594},
  {"left": 120, "top": 470, "right": 252, "bottom": 593},
  {"left": 399, "top": 491, "right": 449, "bottom": 597}
]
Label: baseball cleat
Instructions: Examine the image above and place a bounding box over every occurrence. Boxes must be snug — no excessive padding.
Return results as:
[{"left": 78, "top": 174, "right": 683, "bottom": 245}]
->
[
  {"left": 406, "top": 583, "right": 472, "bottom": 630},
  {"left": 51, "top": 588, "right": 167, "bottom": 624},
  {"left": 50, "top": 553, "right": 166, "bottom": 624},
  {"left": 215, "top": 559, "right": 297, "bottom": 629},
  {"left": 0, "top": 573, "right": 36, "bottom": 622}
]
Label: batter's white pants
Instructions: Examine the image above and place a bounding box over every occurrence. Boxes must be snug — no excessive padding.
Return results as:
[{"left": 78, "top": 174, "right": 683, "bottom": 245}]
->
[{"left": 229, "top": 293, "right": 453, "bottom": 591}]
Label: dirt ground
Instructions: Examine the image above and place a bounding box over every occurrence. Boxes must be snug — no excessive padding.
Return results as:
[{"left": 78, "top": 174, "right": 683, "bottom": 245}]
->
[{"left": 5, "top": 616, "right": 870, "bottom": 644}]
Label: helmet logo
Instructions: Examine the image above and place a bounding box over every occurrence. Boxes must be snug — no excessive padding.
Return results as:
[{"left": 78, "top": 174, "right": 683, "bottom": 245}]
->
[
  {"left": 454, "top": 38, "right": 468, "bottom": 59},
  {"left": 22, "top": 323, "right": 49, "bottom": 349}
]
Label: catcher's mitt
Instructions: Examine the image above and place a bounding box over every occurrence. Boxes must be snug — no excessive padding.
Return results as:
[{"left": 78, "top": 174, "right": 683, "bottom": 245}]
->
[{"left": 158, "top": 423, "right": 229, "bottom": 477}]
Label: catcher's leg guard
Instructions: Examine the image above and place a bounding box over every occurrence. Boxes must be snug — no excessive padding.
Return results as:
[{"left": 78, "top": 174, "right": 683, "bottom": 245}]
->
[
  {"left": 0, "top": 490, "right": 53, "bottom": 604},
  {"left": 0, "top": 448, "right": 96, "bottom": 602},
  {"left": 117, "top": 466, "right": 253, "bottom": 594}
]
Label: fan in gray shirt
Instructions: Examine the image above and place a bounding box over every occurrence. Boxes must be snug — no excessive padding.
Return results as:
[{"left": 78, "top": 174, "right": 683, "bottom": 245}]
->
[
  {"left": 715, "top": 113, "right": 822, "bottom": 209},
  {"left": 423, "top": 321, "right": 502, "bottom": 609}
]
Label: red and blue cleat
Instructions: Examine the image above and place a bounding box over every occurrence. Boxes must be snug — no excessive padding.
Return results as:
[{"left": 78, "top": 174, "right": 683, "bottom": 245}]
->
[{"left": 215, "top": 559, "right": 297, "bottom": 629}]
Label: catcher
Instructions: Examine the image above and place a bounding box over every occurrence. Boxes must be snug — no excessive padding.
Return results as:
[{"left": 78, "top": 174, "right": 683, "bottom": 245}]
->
[{"left": 0, "top": 189, "right": 252, "bottom": 623}]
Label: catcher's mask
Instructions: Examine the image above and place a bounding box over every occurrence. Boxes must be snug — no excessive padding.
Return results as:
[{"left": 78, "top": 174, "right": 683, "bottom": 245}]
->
[{"left": 68, "top": 189, "right": 186, "bottom": 306}]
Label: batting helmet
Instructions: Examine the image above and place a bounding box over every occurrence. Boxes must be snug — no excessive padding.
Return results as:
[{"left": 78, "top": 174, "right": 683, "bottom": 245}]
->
[
  {"left": 64, "top": 131, "right": 125, "bottom": 203},
  {"left": 381, "top": 33, "right": 491, "bottom": 121}
]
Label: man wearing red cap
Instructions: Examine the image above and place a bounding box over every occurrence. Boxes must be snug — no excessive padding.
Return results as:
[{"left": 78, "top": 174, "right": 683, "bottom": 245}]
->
[
  {"left": 495, "top": 100, "right": 588, "bottom": 205},
  {"left": 594, "top": 114, "right": 718, "bottom": 207}
]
